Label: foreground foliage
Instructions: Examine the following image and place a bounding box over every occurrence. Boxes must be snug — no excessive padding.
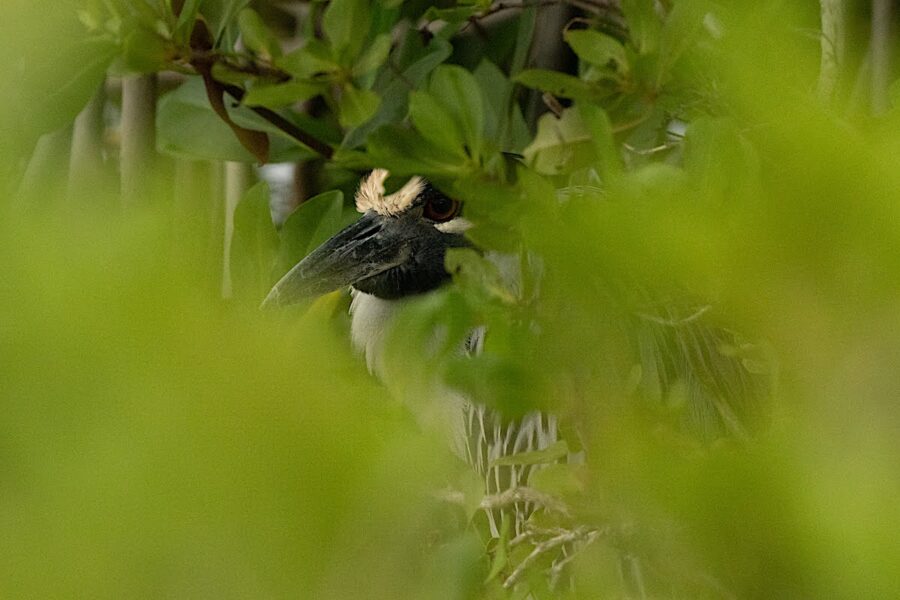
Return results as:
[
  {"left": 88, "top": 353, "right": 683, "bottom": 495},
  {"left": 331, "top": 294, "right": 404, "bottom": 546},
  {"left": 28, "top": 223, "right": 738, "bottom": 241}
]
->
[{"left": 2, "top": 1, "right": 900, "bottom": 597}]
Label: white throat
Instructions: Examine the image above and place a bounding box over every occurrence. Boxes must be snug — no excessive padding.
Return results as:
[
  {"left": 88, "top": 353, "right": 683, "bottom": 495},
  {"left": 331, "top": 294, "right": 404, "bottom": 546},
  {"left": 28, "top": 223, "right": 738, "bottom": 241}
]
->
[{"left": 349, "top": 290, "right": 407, "bottom": 374}]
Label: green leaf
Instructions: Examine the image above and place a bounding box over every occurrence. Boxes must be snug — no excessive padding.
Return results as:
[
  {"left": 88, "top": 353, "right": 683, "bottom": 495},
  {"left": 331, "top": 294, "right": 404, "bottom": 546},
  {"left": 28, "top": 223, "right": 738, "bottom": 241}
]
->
[
  {"left": 423, "top": 5, "right": 480, "bottom": 23},
  {"left": 339, "top": 85, "right": 380, "bottom": 129},
  {"left": 445, "top": 248, "right": 517, "bottom": 304},
  {"left": 490, "top": 440, "right": 569, "bottom": 467},
  {"left": 565, "top": 29, "right": 629, "bottom": 74},
  {"left": 274, "top": 190, "right": 345, "bottom": 279},
  {"left": 323, "top": 0, "right": 369, "bottom": 62},
  {"left": 210, "top": 62, "right": 254, "bottom": 86},
  {"left": 656, "top": 1, "right": 707, "bottom": 83},
  {"left": 473, "top": 60, "right": 510, "bottom": 147},
  {"left": 409, "top": 91, "right": 467, "bottom": 157},
  {"left": 28, "top": 38, "right": 117, "bottom": 136},
  {"left": 683, "top": 116, "right": 758, "bottom": 200},
  {"left": 230, "top": 181, "right": 279, "bottom": 301},
  {"left": 277, "top": 40, "right": 340, "bottom": 78},
  {"left": 522, "top": 108, "right": 596, "bottom": 175},
  {"left": 577, "top": 103, "right": 623, "bottom": 181},
  {"left": 174, "top": 0, "right": 203, "bottom": 40},
  {"left": 485, "top": 514, "right": 511, "bottom": 583},
  {"left": 120, "top": 22, "right": 170, "bottom": 74},
  {"left": 530, "top": 463, "right": 585, "bottom": 497},
  {"left": 343, "top": 36, "right": 451, "bottom": 148},
  {"left": 352, "top": 34, "right": 392, "bottom": 77},
  {"left": 427, "top": 65, "right": 484, "bottom": 160},
  {"left": 620, "top": 0, "right": 661, "bottom": 54},
  {"left": 157, "top": 79, "right": 314, "bottom": 162},
  {"left": 367, "top": 125, "right": 471, "bottom": 178},
  {"left": 515, "top": 69, "right": 599, "bottom": 101},
  {"left": 238, "top": 8, "right": 281, "bottom": 60},
  {"left": 203, "top": 0, "right": 252, "bottom": 41},
  {"left": 243, "top": 81, "right": 324, "bottom": 108}
]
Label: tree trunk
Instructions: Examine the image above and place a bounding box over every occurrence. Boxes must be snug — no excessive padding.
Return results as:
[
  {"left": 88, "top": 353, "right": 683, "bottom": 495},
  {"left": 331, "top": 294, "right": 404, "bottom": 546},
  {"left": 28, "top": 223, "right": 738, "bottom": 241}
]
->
[
  {"left": 120, "top": 74, "right": 158, "bottom": 207},
  {"left": 222, "top": 161, "right": 252, "bottom": 298}
]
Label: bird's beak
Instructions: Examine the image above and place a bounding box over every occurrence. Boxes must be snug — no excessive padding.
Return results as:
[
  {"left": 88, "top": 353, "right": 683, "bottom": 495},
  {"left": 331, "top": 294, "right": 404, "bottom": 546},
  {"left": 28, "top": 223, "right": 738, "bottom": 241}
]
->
[{"left": 262, "top": 212, "right": 411, "bottom": 308}]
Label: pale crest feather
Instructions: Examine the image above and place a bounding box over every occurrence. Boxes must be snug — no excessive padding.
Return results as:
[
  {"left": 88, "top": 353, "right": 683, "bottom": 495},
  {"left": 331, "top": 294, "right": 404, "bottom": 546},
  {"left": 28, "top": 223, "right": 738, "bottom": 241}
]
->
[{"left": 355, "top": 168, "right": 425, "bottom": 216}]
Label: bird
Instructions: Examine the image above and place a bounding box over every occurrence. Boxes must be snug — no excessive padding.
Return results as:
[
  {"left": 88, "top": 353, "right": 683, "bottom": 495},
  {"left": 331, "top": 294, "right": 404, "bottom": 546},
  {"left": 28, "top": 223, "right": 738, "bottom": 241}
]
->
[
  {"left": 262, "top": 169, "right": 567, "bottom": 540},
  {"left": 262, "top": 169, "right": 770, "bottom": 590}
]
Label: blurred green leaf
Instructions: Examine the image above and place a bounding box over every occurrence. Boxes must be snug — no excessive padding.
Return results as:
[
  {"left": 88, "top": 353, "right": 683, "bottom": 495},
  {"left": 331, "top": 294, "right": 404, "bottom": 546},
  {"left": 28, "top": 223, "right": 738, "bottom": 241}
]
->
[
  {"left": 202, "top": 0, "right": 251, "bottom": 41},
  {"left": 445, "top": 248, "right": 517, "bottom": 304},
  {"left": 473, "top": 59, "right": 514, "bottom": 149},
  {"left": 238, "top": 8, "right": 281, "bottom": 60},
  {"left": 530, "top": 463, "right": 585, "bottom": 498},
  {"left": 323, "top": 0, "right": 369, "bottom": 62},
  {"left": 157, "top": 79, "right": 311, "bottom": 162},
  {"left": 485, "top": 514, "right": 511, "bottom": 583},
  {"left": 352, "top": 34, "right": 392, "bottom": 77},
  {"left": 230, "top": 180, "right": 278, "bottom": 300},
  {"left": 656, "top": 1, "right": 708, "bottom": 83},
  {"left": 490, "top": 440, "right": 569, "bottom": 467},
  {"left": 565, "top": 29, "right": 629, "bottom": 74},
  {"left": 683, "top": 116, "right": 758, "bottom": 201},
  {"left": 423, "top": 5, "right": 480, "bottom": 23},
  {"left": 339, "top": 84, "right": 381, "bottom": 129},
  {"left": 621, "top": 0, "right": 661, "bottom": 54},
  {"left": 277, "top": 40, "right": 340, "bottom": 78},
  {"left": 174, "top": 0, "right": 203, "bottom": 40},
  {"left": 577, "top": 103, "right": 623, "bottom": 181},
  {"left": 515, "top": 69, "right": 601, "bottom": 101},
  {"left": 428, "top": 65, "right": 485, "bottom": 160},
  {"left": 409, "top": 91, "right": 468, "bottom": 157},
  {"left": 120, "top": 22, "right": 170, "bottom": 73},
  {"left": 210, "top": 62, "right": 254, "bottom": 86},
  {"left": 367, "top": 125, "right": 471, "bottom": 177},
  {"left": 343, "top": 36, "right": 452, "bottom": 148},
  {"left": 523, "top": 108, "right": 596, "bottom": 175},
  {"left": 243, "top": 81, "right": 324, "bottom": 108},
  {"left": 24, "top": 37, "right": 117, "bottom": 136},
  {"left": 274, "top": 190, "right": 345, "bottom": 279}
]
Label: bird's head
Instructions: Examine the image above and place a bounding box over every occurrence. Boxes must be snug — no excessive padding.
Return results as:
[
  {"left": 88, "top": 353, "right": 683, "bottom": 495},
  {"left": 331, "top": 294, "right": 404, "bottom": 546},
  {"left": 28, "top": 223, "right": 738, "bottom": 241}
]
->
[{"left": 262, "top": 169, "right": 471, "bottom": 307}]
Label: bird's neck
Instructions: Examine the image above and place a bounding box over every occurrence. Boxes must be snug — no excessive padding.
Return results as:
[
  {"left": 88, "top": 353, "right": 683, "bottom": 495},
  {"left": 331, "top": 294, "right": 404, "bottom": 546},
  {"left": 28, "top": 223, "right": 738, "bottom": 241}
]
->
[{"left": 348, "top": 289, "right": 409, "bottom": 374}]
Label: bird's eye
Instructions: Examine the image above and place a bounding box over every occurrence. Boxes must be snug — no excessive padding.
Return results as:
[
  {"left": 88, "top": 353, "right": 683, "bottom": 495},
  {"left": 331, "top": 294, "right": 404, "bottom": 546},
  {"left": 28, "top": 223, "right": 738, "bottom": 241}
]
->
[{"left": 423, "top": 195, "right": 461, "bottom": 222}]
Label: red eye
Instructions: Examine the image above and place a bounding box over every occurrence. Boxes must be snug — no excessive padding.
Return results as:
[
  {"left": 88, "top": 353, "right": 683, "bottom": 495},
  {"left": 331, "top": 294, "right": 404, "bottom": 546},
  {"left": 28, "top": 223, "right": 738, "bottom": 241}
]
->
[{"left": 423, "top": 195, "right": 461, "bottom": 222}]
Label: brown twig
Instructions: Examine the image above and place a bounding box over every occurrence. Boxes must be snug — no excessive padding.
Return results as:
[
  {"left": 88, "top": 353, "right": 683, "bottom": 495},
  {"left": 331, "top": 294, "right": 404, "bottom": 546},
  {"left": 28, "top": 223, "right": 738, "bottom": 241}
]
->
[
  {"left": 186, "top": 19, "right": 333, "bottom": 162},
  {"left": 221, "top": 83, "right": 334, "bottom": 159}
]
